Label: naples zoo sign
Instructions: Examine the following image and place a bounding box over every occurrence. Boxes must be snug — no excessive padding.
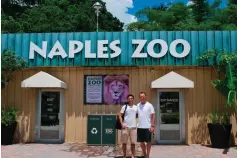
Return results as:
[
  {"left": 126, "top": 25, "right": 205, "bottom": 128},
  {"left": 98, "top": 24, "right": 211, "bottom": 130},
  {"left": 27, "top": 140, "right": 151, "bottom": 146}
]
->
[{"left": 29, "top": 39, "right": 191, "bottom": 59}]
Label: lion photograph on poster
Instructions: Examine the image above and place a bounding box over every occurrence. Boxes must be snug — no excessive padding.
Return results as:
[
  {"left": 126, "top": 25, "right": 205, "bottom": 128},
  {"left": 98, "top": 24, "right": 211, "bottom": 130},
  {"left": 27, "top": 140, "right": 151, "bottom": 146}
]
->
[{"left": 103, "top": 75, "right": 129, "bottom": 104}]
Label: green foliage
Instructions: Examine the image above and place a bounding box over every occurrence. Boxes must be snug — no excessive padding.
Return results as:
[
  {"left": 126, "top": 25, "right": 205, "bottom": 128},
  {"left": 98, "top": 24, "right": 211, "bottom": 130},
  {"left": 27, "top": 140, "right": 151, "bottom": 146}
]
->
[
  {"left": 1, "top": 13, "right": 23, "bottom": 33},
  {"left": 197, "top": 50, "right": 237, "bottom": 109},
  {"left": 1, "top": 0, "right": 123, "bottom": 33},
  {"left": 190, "top": 0, "right": 210, "bottom": 23},
  {"left": 1, "top": 50, "right": 25, "bottom": 122},
  {"left": 196, "top": 50, "right": 217, "bottom": 65},
  {"left": 209, "top": 108, "right": 230, "bottom": 125},
  {"left": 1, "top": 107, "right": 19, "bottom": 126},
  {"left": 209, "top": 108, "right": 219, "bottom": 124},
  {"left": 228, "top": 0, "right": 237, "bottom": 5},
  {"left": 127, "top": 2, "right": 237, "bottom": 31},
  {"left": 1, "top": 49, "right": 28, "bottom": 88}
]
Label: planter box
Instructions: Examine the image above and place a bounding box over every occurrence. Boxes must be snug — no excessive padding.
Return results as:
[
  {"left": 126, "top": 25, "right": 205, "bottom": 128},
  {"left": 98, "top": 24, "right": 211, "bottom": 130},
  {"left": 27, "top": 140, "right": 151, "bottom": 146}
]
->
[
  {"left": 1, "top": 121, "right": 17, "bottom": 145},
  {"left": 207, "top": 123, "right": 232, "bottom": 149}
]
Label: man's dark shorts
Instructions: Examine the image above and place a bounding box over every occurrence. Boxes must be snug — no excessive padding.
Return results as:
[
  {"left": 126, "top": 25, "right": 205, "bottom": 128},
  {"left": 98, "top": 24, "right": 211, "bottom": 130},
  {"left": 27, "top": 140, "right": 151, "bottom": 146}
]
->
[{"left": 137, "top": 128, "right": 152, "bottom": 142}]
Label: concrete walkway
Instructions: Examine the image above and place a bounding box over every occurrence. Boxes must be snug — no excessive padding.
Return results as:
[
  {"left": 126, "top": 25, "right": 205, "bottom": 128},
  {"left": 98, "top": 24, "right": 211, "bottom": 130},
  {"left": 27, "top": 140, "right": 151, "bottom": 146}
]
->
[{"left": 1, "top": 143, "right": 237, "bottom": 158}]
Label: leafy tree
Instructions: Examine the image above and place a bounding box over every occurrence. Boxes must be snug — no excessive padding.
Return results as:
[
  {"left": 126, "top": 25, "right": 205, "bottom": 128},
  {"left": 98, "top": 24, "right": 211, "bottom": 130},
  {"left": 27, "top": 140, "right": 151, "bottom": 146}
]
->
[
  {"left": 127, "top": 3, "right": 189, "bottom": 31},
  {"left": 190, "top": 0, "right": 210, "bottom": 23},
  {"left": 1, "top": 0, "right": 41, "bottom": 18},
  {"left": 1, "top": 49, "right": 28, "bottom": 89},
  {"left": 228, "top": 0, "right": 237, "bottom": 5},
  {"left": 127, "top": 1, "right": 237, "bottom": 31},
  {"left": 1, "top": 0, "right": 124, "bottom": 33},
  {"left": 223, "top": 4, "right": 237, "bottom": 25},
  {"left": 1, "top": 13, "right": 23, "bottom": 33}
]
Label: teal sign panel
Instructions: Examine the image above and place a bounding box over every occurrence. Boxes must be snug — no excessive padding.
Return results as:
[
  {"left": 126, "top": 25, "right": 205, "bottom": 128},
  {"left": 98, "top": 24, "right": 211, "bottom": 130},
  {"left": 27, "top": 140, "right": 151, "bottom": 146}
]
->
[{"left": 1, "top": 31, "right": 237, "bottom": 67}]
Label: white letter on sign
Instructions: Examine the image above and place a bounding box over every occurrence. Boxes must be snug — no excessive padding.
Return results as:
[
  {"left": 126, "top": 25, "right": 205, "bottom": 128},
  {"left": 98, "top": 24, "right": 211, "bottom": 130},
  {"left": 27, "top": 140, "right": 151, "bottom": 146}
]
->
[
  {"left": 98, "top": 40, "right": 109, "bottom": 58},
  {"left": 69, "top": 41, "right": 83, "bottom": 58},
  {"left": 48, "top": 41, "right": 67, "bottom": 59},
  {"left": 132, "top": 40, "right": 147, "bottom": 58},
  {"left": 29, "top": 41, "right": 47, "bottom": 59},
  {"left": 147, "top": 39, "right": 168, "bottom": 58},
  {"left": 85, "top": 40, "right": 96, "bottom": 58},
  {"left": 109, "top": 40, "right": 121, "bottom": 58},
  {"left": 169, "top": 39, "right": 190, "bottom": 58}
]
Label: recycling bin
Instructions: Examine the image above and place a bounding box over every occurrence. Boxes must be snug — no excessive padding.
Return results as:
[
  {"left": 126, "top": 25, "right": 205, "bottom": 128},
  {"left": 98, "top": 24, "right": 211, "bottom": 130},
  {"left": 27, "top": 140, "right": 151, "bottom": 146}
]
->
[{"left": 87, "top": 114, "right": 102, "bottom": 145}]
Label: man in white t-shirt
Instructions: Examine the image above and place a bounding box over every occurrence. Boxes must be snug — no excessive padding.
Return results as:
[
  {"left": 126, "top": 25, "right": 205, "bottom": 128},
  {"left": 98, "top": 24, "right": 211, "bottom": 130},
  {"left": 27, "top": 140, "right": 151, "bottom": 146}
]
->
[
  {"left": 137, "top": 92, "right": 155, "bottom": 158},
  {"left": 119, "top": 94, "right": 137, "bottom": 158}
]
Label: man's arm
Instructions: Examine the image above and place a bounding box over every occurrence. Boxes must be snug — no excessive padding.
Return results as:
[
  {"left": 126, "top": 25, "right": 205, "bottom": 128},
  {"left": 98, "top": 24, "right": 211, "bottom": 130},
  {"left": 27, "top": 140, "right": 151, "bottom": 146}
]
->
[
  {"left": 150, "top": 104, "right": 155, "bottom": 127},
  {"left": 119, "top": 112, "right": 126, "bottom": 129},
  {"left": 150, "top": 113, "right": 155, "bottom": 133},
  {"left": 150, "top": 103, "right": 155, "bottom": 133},
  {"left": 151, "top": 113, "right": 155, "bottom": 127},
  {"left": 119, "top": 112, "right": 123, "bottom": 125}
]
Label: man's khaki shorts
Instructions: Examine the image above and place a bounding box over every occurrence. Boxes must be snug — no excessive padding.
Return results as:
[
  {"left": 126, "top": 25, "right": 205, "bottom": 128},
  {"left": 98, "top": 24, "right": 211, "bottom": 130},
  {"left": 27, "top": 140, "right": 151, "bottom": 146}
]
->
[{"left": 121, "top": 128, "right": 137, "bottom": 144}]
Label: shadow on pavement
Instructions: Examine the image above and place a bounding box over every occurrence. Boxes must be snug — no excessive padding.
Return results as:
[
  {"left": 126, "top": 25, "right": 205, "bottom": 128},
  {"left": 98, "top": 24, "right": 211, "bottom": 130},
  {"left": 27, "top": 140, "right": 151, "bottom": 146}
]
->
[{"left": 201, "top": 144, "right": 237, "bottom": 154}]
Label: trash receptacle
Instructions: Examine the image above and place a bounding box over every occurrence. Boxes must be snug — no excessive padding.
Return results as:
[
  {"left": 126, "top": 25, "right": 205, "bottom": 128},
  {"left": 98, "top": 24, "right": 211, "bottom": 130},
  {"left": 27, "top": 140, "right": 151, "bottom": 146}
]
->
[
  {"left": 102, "top": 114, "right": 116, "bottom": 145},
  {"left": 87, "top": 114, "right": 102, "bottom": 145}
]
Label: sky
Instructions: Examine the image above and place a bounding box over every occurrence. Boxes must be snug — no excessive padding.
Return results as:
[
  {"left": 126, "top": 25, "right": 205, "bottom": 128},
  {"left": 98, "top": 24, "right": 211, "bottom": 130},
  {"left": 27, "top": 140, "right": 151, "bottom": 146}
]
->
[{"left": 102, "top": 0, "right": 227, "bottom": 26}]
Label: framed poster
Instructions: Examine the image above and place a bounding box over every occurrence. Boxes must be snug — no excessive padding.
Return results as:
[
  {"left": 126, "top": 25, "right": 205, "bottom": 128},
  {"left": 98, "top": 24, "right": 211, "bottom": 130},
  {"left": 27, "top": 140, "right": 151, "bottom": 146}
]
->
[
  {"left": 84, "top": 75, "right": 103, "bottom": 104},
  {"left": 84, "top": 75, "right": 129, "bottom": 105},
  {"left": 103, "top": 75, "right": 129, "bottom": 105}
]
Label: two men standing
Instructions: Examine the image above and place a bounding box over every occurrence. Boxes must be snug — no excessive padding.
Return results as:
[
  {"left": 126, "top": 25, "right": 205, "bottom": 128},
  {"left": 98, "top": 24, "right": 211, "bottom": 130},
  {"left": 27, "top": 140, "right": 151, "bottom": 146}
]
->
[{"left": 119, "top": 92, "right": 155, "bottom": 158}]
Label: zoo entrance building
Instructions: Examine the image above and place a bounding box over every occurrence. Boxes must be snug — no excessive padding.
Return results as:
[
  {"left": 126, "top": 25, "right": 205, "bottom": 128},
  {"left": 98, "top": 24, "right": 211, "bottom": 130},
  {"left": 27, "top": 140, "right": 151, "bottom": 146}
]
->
[{"left": 1, "top": 31, "right": 237, "bottom": 145}]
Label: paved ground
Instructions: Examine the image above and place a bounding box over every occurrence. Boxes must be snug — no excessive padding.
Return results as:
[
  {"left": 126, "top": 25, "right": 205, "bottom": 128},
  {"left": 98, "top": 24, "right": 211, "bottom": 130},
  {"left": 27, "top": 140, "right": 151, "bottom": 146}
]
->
[{"left": 1, "top": 143, "right": 237, "bottom": 158}]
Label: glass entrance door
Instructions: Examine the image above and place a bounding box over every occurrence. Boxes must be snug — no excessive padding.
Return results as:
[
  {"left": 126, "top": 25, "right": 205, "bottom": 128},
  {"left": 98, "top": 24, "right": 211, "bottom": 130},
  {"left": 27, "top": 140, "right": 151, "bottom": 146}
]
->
[
  {"left": 40, "top": 91, "right": 61, "bottom": 141},
  {"left": 157, "top": 91, "right": 181, "bottom": 144}
]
